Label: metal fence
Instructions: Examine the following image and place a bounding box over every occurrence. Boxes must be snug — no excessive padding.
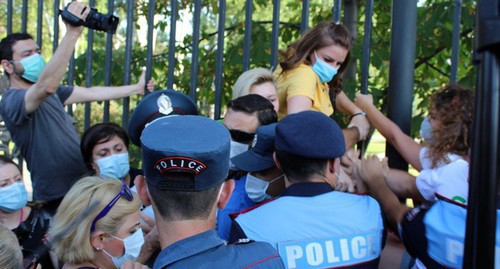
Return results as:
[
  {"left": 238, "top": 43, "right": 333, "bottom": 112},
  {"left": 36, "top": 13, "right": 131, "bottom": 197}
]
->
[{"left": 1, "top": 0, "right": 463, "bottom": 156}]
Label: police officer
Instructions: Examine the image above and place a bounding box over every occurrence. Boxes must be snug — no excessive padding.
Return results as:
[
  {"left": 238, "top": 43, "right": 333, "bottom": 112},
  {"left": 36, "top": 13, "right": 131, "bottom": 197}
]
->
[
  {"left": 217, "top": 123, "right": 285, "bottom": 240},
  {"left": 356, "top": 155, "right": 483, "bottom": 269},
  {"left": 133, "top": 115, "right": 285, "bottom": 269},
  {"left": 231, "top": 111, "right": 385, "bottom": 269}
]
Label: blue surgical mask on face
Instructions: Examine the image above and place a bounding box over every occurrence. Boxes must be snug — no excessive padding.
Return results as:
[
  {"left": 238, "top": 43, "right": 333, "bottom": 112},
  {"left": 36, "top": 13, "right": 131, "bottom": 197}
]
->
[
  {"left": 96, "top": 153, "right": 130, "bottom": 180},
  {"left": 12, "top": 53, "right": 46, "bottom": 83},
  {"left": 0, "top": 182, "right": 28, "bottom": 212},
  {"left": 245, "top": 173, "right": 283, "bottom": 202},
  {"left": 102, "top": 228, "right": 145, "bottom": 268},
  {"left": 311, "top": 51, "right": 339, "bottom": 83},
  {"left": 420, "top": 116, "right": 434, "bottom": 145}
]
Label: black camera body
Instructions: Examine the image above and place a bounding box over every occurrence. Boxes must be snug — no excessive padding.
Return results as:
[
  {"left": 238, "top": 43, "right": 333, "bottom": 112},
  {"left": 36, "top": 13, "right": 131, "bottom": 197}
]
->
[{"left": 60, "top": 4, "right": 119, "bottom": 34}]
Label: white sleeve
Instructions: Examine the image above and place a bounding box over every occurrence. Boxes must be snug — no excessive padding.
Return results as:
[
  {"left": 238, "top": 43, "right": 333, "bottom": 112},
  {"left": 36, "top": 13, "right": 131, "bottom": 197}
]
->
[
  {"left": 416, "top": 169, "right": 437, "bottom": 202},
  {"left": 419, "top": 147, "right": 432, "bottom": 170}
]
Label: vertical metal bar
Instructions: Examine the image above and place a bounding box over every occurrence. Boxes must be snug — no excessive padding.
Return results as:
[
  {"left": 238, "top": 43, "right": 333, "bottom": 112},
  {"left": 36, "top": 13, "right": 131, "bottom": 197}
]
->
[
  {"left": 450, "top": 0, "right": 462, "bottom": 83},
  {"left": 360, "top": 0, "right": 373, "bottom": 94},
  {"left": 103, "top": 0, "right": 115, "bottom": 123},
  {"left": 145, "top": 0, "right": 155, "bottom": 95},
  {"left": 84, "top": 0, "right": 96, "bottom": 131},
  {"left": 166, "top": 0, "right": 178, "bottom": 89},
  {"left": 333, "top": 0, "right": 342, "bottom": 23},
  {"left": 386, "top": 0, "right": 417, "bottom": 171},
  {"left": 343, "top": 0, "right": 358, "bottom": 85},
  {"left": 7, "top": 0, "right": 13, "bottom": 35},
  {"left": 67, "top": 53, "right": 76, "bottom": 116},
  {"left": 463, "top": 0, "right": 500, "bottom": 267},
  {"left": 214, "top": 0, "right": 227, "bottom": 119},
  {"left": 36, "top": 0, "right": 43, "bottom": 47},
  {"left": 242, "top": 0, "right": 253, "bottom": 72},
  {"left": 301, "top": 0, "right": 310, "bottom": 33},
  {"left": 21, "top": 0, "right": 28, "bottom": 33},
  {"left": 189, "top": 0, "right": 202, "bottom": 101},
  {"left": 270, "top": 0, "right": 280, "bottom": 69},
  {"left": 357, "top": 0, "right": 374, "bottom": 158},
  {"left": 122, "top": 0, "right": 135, "bottom": 129},
  {"left": 53, "top": 0, "right": 60, "bottom": 53}
]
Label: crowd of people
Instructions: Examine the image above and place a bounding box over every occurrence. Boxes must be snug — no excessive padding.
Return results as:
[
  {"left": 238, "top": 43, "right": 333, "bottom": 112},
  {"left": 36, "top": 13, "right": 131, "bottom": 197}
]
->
[{"left": 0, "top": 1, "right": 478, "bottom": 268}]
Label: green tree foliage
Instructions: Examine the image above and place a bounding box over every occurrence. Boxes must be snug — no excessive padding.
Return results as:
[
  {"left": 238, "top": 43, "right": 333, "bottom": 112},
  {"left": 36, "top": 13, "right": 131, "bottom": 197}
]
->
[{"left": 0, "top": 0, "right": 476, "bottom": 161}]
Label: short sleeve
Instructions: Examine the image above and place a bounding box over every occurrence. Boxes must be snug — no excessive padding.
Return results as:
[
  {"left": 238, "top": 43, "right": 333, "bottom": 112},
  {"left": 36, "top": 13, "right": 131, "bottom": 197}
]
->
[
  {"left": 0, "top": 89, "right": 28, "bottom": 125},
  {"left": 282, "top": 65, "right": 318, "bottom": 101},
  {"left": 419, "top": 147, "right": 432, "bottom": 170},
  {"left": 416, "top": 169, "right": 437, "bottom": 202},
  {"left": 55, "top": 85, "right": 74, "bottom": 104}
]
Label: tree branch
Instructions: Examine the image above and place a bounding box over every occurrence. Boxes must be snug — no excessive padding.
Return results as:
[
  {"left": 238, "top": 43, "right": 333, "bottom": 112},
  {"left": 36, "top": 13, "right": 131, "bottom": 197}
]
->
[{"left": 414, "top": 28, "right": 473, "bottom": 68}]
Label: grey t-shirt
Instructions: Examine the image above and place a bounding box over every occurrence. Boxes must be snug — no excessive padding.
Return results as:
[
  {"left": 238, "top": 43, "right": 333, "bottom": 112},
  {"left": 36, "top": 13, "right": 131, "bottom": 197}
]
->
[{"left": 0, "top": 86, "right": 88, "bottom": 200}]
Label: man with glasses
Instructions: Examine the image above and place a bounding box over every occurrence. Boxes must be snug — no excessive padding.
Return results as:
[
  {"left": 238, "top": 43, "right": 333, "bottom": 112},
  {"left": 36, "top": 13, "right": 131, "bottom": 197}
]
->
[
  {"left": 222, "top": 94, "right": 277, "bottom": 173},
  {"left": 0, "top": 1, "right": 153, "bottom": 215},
  {"left": 133, "top": 115, "right": 285, "bottom": 269}
]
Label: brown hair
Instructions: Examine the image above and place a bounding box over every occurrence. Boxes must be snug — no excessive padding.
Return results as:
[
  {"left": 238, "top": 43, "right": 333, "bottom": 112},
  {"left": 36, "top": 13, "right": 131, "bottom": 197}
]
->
[
  {"left": 278, "top": 22, "right": 353, "bottom": 96},
  {"left": 427, "top": 84, "right": 474, "bottom": 168}
]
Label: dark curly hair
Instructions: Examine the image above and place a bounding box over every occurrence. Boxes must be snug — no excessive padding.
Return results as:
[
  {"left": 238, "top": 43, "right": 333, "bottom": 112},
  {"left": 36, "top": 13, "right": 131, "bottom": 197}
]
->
[{"left": 427, "top": 84, "right": 474, "bottom": 168}]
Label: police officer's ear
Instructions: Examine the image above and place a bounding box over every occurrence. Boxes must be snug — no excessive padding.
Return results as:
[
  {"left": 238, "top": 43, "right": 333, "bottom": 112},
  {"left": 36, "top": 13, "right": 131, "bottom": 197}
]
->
[
  {"left": 329, "top": 158, "right": 341, "bottom": 175},
  {"left": 217, "top": 179, "right": 235, "bottom": 209},
  {"left": 272, "top": 151, "right": 281, "bottom": 170},
  {"left": 134, "top": 175, "right": 151, "bottom": 206}
]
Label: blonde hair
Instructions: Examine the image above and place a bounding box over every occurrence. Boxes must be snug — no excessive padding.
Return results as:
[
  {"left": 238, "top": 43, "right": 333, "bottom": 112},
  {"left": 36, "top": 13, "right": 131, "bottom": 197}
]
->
[
  {"left": 232, "top": 68, "right": 276, "bottom": 100},
  {"left": 0, "top": 224, "right": 23, "bottom": 269},
  {"left": 49, "top": 177, "right": 141, "bottom": 265}
]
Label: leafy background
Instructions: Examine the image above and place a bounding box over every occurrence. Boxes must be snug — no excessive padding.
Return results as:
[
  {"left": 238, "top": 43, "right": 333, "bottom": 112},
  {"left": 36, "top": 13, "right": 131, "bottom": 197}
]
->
[{"left": 0, "top": 0, "right": 476, "bottom": 166}]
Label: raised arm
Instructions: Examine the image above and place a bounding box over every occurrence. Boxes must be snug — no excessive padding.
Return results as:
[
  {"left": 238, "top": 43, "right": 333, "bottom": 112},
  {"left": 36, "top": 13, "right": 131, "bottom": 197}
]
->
[
  {"left": 357, "top": 156, "right": 411, "bottom": 232},
  {"left": 385, "top": 168, "right": 426, "bottom": 202},
  {"left": 24, "top": 2, "right": 88, "bottom": 113},
  {"left": 64, "top": 69, "right": 153, "bottom": 104},
  {"left": 355, "top": 93, "right": 423, "bottom": 171}
]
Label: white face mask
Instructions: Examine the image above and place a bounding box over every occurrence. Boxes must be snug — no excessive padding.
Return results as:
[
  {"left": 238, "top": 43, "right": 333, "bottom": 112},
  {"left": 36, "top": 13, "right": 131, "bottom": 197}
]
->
[
  {"left": 245, "top": 173, "right": 283, "bottom": 202},
  {"left": 229, "top": 140, "right": 249, "bottom": 170},
  {"left": 419, "top": 116, "right": 434, "bottom": 145},
  {"left": 96, "top": 153, "right": 130, "bottom": 180},
  {"left": 102, "top": 228, "right": 144, "bottom": 268}
]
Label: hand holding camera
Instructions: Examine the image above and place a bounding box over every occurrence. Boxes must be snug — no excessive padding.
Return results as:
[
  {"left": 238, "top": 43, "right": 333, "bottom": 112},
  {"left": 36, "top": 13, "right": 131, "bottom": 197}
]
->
[{"left": 60, "top": 1, "right": 119, "bottom": 34}]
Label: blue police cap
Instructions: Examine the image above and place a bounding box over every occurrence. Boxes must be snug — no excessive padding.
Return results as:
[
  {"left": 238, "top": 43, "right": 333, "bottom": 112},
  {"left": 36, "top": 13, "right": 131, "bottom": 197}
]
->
[
  {"left": 128, "top": 89, "right": 198, "bottom": 146},
  {"left": 141, "top": 115, "right": 230, "bottom": 191},
  {"left": 231, "top": 123, "right": 277, "bottom": 172},
  {"left": 276, "top": 111, "right": 345, "bottom": 159}
]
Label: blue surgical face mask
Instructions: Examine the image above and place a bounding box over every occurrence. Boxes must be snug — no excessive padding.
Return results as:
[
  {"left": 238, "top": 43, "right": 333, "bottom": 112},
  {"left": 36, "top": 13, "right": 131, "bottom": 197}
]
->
[
  {"left": 0, "top": 182, "right": 28, "bottom": 212},
  {"left": 419, "top": 116, "right": 434, "bottom": 145},
  {"left": 229, "top": 140, "right": 248, "bottom": 171},
  {"left": 245, "top": 173, "right": 283, "bottom": 202},
  {"left": 311, "top": 51, "right": 339, "bottom": 83},
  {"left": 12, "top": 53, "right": 46, "bottom": 83},
  {"left": 102, "top": 228, "right": 145, "bottom": 268},
  {"left": 96, "top": 153, "right": 130, "bottom": 180}
]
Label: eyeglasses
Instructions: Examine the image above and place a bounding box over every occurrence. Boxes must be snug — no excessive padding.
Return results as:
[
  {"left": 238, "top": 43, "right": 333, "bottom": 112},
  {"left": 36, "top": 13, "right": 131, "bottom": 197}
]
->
[
  {"left": 90, "top": 180, "right": 134, "bottom": 232},
  {"left": 229, "top": 129, "right": 255, "bottom": 144}
]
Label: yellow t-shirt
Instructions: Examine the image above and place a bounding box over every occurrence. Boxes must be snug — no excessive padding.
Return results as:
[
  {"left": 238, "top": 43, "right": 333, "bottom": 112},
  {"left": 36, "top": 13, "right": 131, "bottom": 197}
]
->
[{"left": 274, "top": 64, "right": 333, "bottom": 119}]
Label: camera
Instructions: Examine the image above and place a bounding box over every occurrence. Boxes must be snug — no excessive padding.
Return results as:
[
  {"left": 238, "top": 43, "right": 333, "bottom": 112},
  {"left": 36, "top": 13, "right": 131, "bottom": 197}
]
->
[{"left": 60, "top": 3, "right": 119, "bottom": 34}]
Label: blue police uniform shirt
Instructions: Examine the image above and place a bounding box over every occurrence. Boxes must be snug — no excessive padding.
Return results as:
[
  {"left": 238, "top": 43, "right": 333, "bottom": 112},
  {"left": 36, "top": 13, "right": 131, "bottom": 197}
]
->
[
  {"left": 153, "top": 230, "right": 285, "bottom": 269},
  {"left": 231, "top": 183, "right": 385, "bottom": 269},
  {"left": 217, "top": 174, "right": 256, "bottom": 240},
  {"left": 400, "top": 195, "right": 500, "bottom": 268}
]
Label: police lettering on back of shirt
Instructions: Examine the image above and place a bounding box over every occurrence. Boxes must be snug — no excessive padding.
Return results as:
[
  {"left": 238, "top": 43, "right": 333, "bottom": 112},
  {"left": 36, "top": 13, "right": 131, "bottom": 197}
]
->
[{"left": 279, "top": 231, "right": 381, "bottom": 268}]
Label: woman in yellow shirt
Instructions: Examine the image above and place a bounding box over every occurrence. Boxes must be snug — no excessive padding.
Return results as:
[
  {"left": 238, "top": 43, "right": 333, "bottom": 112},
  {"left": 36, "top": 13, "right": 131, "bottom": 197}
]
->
[{"left": 275, "top": 21, "right": 369, "bottom": 148}]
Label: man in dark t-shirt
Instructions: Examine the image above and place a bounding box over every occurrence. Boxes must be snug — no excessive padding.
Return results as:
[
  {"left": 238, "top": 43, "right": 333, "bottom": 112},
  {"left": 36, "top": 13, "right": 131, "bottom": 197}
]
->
[{"left": 0, "top": 1, "right": 152, "bottom": 212}]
